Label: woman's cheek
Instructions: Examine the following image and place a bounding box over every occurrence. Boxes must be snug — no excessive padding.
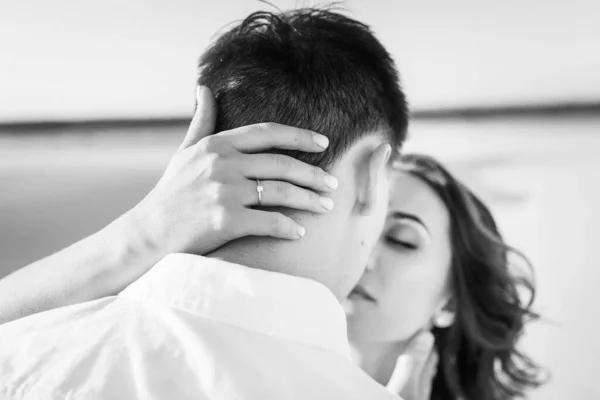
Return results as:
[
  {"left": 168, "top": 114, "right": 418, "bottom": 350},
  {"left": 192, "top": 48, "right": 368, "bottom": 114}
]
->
[{"left": 384, "top": 275, "right": 438, "bottom": 338}]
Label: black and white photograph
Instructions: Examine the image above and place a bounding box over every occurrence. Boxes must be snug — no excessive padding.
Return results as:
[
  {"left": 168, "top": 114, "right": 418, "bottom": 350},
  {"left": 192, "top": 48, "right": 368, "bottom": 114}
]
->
[{"left": 1, "top": 1, "right": 599, "bottom": 399}]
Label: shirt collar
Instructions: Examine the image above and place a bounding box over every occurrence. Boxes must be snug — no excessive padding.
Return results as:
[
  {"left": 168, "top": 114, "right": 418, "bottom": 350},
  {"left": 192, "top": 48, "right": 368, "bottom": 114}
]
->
[{"left": 119, "top": 253, "right": 352, "bottom": 359}]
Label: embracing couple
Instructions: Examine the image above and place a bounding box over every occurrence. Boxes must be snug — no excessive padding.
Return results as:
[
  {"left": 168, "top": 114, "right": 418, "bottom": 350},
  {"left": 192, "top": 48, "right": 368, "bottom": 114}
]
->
[{"left": 0, "top": 8, "right": 542, "bottom": 400}]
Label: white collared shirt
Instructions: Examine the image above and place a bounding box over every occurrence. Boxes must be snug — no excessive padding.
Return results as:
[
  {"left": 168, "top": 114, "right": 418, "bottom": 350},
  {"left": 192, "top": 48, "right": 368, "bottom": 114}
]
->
[{"left": 0, "top": 254, "right": 400, "bottom": 399}]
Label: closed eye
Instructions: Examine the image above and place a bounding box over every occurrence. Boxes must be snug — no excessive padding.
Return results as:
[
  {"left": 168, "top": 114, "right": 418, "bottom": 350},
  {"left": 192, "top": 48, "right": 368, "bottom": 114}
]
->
[{"left": 385, "top": 236, "right": 417, "bottom": 250}]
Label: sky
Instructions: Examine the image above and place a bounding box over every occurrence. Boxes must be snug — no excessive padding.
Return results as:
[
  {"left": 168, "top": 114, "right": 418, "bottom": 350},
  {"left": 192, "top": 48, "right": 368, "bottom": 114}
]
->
[{"left": 1, "top": 0, "right": 599, "bottom": 121}]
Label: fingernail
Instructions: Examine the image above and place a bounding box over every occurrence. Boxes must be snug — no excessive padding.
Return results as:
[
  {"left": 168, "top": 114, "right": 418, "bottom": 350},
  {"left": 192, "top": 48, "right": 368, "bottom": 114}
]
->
[
  {"left": 324, "top": 174, "right": 339, "bottom": 190},
  {"left": 297, "top": 225, "right": 306, "bottom": 237},
  {"left": 313, "top": 134, "right": 329, "bottom": 149},
  {"left": 320, "top": 197, "right": 334, "bottom": 210}
]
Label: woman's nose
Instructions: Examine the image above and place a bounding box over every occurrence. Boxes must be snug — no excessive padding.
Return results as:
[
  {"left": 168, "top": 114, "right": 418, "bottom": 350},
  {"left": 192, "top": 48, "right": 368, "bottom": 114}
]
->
[
  {"left": 364, "top": 253, "right": 379, "bottom": 272},
  {"left": 364, "top": 238, "right": 385, "bottom": 273}
]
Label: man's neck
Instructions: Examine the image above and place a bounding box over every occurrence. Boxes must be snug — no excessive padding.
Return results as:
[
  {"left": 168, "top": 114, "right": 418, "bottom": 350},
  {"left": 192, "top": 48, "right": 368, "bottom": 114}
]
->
[{"left": 207, "top": 235, "right": 321, "bottom": 281}]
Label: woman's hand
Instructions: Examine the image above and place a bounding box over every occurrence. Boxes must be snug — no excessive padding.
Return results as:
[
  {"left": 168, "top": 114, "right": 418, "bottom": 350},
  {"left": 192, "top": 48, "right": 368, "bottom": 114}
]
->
[
  {"left": 386, "top": 331, "right": 438, "bottom": 400},
  {"left": 0, "top": 85, "right": 337, "bottom": 324},
  {"left": 124, "top": 85, "right": 338, "bottom": 258}
]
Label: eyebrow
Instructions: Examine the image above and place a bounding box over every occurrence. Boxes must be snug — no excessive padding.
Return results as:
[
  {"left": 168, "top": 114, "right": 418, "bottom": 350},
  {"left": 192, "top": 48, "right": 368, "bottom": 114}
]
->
[{"left": 390, "top": 211, "right": 429, "bottom": 233}]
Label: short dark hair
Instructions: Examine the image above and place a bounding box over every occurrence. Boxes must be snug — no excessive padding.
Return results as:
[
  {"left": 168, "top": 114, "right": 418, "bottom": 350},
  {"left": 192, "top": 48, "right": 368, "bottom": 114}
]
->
[{"left": 198, "top": 8, "right": 408, "bottom": 169}]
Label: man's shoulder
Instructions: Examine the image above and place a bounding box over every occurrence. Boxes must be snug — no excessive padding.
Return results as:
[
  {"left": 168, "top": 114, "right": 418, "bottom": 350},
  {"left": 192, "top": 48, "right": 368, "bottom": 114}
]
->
[
  {"left": 0, "top": 296, "right": 151, "bottom": 397},
  {"left": 0, "top": 294, "right": 400, "bottom": 400}
]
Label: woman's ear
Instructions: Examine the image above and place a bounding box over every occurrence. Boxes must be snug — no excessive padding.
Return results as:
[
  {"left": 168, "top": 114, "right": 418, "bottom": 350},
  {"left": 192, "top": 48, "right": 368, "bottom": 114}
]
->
[
  {"left": 433, "top": 296, "right": 456, "bottom": 328},
  {"left": 356, "top": 144, "right": 391, "bottom": 215}
]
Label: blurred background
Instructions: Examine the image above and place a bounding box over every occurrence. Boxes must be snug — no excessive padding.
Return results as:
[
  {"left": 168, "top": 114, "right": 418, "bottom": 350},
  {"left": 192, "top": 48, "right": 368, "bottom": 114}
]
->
[{"left": 1, "top": 1, "right": 599, "bottom": 398}]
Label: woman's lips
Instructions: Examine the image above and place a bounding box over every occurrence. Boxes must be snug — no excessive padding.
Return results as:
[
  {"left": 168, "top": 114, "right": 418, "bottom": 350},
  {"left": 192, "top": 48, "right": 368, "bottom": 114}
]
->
[{"left": 349, "top": 285, "right": 377, "bottom": 303}]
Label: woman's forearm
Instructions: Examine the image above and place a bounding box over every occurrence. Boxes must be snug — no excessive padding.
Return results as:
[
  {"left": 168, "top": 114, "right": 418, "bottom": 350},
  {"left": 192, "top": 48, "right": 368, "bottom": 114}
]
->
[{"left": 0, "top": 215, "right": 160, "bottom": 325}]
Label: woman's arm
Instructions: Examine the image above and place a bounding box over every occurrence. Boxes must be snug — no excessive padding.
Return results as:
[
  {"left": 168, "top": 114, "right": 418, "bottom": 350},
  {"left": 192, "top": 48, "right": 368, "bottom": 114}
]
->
[
  {"left": 0, "top": 215, "right": 159, "bottom": 324},
  {"left": 0, "top": 86, "right": 337, "bottom": 324}
]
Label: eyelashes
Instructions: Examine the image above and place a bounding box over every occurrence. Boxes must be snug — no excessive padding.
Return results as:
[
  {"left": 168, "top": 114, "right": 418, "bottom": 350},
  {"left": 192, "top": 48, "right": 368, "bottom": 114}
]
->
[{"left": 384, "top": 236, "right": 418, "bottom": 250}]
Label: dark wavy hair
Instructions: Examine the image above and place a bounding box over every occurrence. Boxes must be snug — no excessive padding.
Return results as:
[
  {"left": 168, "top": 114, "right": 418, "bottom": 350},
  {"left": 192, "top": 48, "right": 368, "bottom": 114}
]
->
[{"left": 396, "top": 154, "right": 546, "bottom": 400}]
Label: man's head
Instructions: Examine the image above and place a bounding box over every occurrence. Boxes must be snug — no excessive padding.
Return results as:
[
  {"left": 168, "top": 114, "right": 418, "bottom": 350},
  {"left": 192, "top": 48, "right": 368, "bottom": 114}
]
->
[{"left": 202, "top": 8, "right": 409, "bottom": 299}]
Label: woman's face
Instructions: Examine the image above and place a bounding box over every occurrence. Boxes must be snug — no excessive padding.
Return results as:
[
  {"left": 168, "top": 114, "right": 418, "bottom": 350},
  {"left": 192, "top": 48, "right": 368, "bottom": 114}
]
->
[{"left": 345, "top": 171, "right": 454, "bottom": 342}]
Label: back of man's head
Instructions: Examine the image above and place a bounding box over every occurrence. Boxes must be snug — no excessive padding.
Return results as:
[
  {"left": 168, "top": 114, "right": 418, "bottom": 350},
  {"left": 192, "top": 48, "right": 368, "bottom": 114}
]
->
[
  {"left": 200, "top": 8, "right": 408, "bottom": 298},
  {"left": 198, "top": 8, "right": 408, "bottom": 169}
]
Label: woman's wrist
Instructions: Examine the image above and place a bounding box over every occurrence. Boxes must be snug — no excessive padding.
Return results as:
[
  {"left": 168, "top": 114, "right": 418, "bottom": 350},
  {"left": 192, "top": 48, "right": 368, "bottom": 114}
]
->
[{"left": 89, "top": 211, "right": 165, "bottom": 297}]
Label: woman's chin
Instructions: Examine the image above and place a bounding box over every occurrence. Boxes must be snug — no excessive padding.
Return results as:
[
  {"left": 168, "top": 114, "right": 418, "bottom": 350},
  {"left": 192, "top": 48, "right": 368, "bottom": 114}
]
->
[{"left": 346, "top": 317, "right": 422, "bottom": 344}]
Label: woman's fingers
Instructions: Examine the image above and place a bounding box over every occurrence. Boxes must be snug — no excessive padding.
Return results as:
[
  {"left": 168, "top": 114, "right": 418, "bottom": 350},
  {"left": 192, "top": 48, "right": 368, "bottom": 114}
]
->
[
  {"left": 239, "top": 153, "right": 338, "bottom": 193},
  {"left": 418, "top": 349, "right": 439, "bottom": 400},
  {"left": 178, "top": 86, "right": 217, "bottom": 151},
  {"left": 240, "top": 179, "right": 334, "bottom": 214},
  {"left": 386, "top": 331, "right": 435, "bottom": 399},
  {"left": 218, "top": 123, "right": 329, "bottom": 153},
  {"left": 175, "top": 111, "right": 338, "bottom": 243}
]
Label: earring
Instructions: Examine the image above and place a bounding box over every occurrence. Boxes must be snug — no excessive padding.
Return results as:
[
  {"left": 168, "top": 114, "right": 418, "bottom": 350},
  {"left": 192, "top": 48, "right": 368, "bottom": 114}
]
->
[{"left": 433, "top": 311, "right": 454, "bottom": 328}]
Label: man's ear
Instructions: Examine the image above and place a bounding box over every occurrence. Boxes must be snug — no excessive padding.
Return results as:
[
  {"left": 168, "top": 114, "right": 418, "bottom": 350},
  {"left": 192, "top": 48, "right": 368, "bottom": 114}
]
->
[{"left": 356, "top": 144, "right": 392, "bottom": 216}]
